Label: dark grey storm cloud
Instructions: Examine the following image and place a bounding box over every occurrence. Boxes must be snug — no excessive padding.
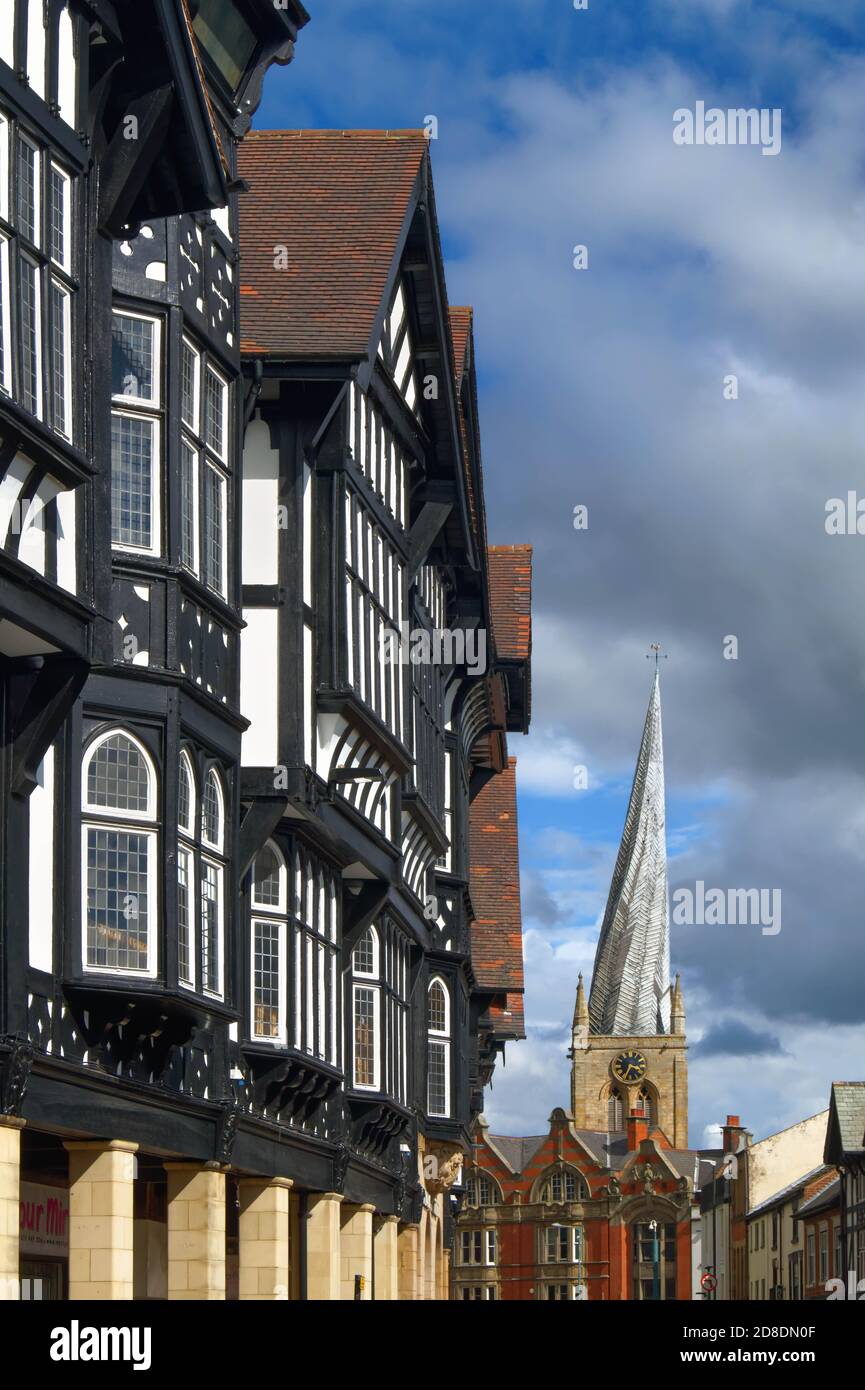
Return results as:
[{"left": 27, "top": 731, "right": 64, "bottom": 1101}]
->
[{"left": 692, "top": 1020, "right": 785, "bottom": 1059}]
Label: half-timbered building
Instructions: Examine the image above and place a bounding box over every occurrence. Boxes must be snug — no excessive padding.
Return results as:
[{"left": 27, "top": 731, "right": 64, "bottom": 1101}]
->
[
  {"left": 233, "top": 129, "right": 531, "bottom": 1299},
  {"left": 0, "top": 19, "right": 532, "bottom": 1295}
]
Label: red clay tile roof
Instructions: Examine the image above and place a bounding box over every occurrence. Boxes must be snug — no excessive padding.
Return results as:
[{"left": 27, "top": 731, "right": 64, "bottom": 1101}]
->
[
  {"left": 469, "top": 757, "right": 525, "bottom": 1035},
  {"left": 488, "top": 994, "right": 526, "bottom": 1038},
  {"left": 488, "top": 545, "right": 532, "bottom": 662},
  {"left": 237, "top": 130, "right": 427, "bottom": 357},
  {"left": 450, "top": 305, "right": 472, "bottom": 383},
  {"left": 449, "top": 305, "right": 480, "bottom": 546}
]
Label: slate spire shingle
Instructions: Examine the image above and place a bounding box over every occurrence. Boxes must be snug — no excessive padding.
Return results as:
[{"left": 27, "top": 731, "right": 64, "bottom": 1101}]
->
[{"left": 588, "top": 671, "right": 671, "bottom": 1035}]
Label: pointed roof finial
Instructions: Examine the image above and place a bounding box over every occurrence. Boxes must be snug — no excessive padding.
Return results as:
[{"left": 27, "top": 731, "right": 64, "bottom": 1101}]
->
[
  {"left": 647, "top": 642, "right": 668, "bottom": 673},
  {"left": 573, "top": 973, "right": 589, "bottom": 1027}
]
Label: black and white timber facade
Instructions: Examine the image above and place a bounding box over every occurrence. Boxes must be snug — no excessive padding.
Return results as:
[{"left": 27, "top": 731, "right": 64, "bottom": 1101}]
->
[{"left": 0, "top": 6, "right": 531, "bottom": 1303}]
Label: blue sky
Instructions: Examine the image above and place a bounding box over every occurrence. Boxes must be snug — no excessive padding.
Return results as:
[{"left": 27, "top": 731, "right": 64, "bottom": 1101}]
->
[{"left": 258, "top": 0, "right": 865, "bottom": 1147}]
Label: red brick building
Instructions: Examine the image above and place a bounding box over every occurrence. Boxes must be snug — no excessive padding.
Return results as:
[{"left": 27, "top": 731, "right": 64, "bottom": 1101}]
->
[
  {"left": 453, "top": 1105, "right": 717, "bottom": 1300},
  {"left": 800, "top": 1175, "right": 841, "bottom": 1298}
]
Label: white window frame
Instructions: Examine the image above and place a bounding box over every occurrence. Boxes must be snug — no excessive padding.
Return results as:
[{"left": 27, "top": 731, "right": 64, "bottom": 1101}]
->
[
  {"left": 16, "top": 135, "right": 40, "bottom": 247},
  {"left": 180, "top": 336, "right": 200, "bottom": 430},
  {"left": 110, "top": 407, "right": 160, "bottom": 556},
  {"left": 352, "top": 981, "right": 380, "bottom": 1091},
  {"left": 177, "top": 749, "right": 197, "bottom": 990},
  {"left": 111, "top": 309, "right": 161, "bottom": 407},
  {"left": 427, "top": 975, "right": 451, "bottom": 1118},
  {"left": 82, "top": 728, "right": 157, "bottom": 821},
  {"left": 48, "top": 162, "right": 71, "bottom": 273},
  {"left": 80, "top": 822, "right": 158, "bottom": 979},
  {"left": 0, "top": 113, "right": 8, "bottom": 223},
  {"left": 200, "top": 855, "right": 224, "bottom": 999},
  {"left": 353, "top": 924, "right": 380, "bottom": 978},
  {"left": 0, "top": 234, "right": 10, "bottom": 395},
  {"left": 180, "top": 436, "right": 199, "bottom": 576},
  {"left": 203, "top": 458, "right": 227, "bottom": 597},
  {"left": 250, "top": 840, "right": 288, "bottom": 1045},
  {"left": 201, "top": 768, "right": 225, "bottom": 852},
  {"left": 544, "top": 1224, "right": 582, "bottom": 1265},
  {"left": 177, "top": 840, "right": 196, "bottom": 990},
  {"left": 18, "top": 250, "right": 42, "bottom": 418},
  {"left": 81, "top": 729, "right": 159, "bottom": 981},
  {"left": 251, "top": 916, "right": 286, "bottom": 1043},
  {"left": 459, "top": 1229, "right": 496, "bottom": 1267},
  {"left": 204, "top": 362, "right": 228, "bottom": 462},
  {"left": 49, "top": 277, "right": 72, "bottom": 439}
]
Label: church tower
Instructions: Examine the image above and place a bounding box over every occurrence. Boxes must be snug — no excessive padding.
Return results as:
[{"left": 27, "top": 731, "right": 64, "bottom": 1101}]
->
[{"left": 570, "top": 670, "right": 688, "bottom": 1147}]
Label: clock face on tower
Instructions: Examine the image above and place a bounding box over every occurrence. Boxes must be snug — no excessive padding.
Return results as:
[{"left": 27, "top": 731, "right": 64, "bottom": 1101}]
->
[{"left": 612, "top": 1050, "right": 647, "bottom": 1084}]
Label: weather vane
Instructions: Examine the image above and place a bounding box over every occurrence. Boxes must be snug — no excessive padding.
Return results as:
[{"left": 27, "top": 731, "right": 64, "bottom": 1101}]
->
[{"left": 646, "top": 643, "right": 668, "bottom": 671}]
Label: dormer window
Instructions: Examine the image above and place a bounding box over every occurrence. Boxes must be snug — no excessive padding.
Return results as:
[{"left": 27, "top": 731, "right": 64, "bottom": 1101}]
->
[{"left": 192, "top": 0, "right": 258, "bottom": 94}]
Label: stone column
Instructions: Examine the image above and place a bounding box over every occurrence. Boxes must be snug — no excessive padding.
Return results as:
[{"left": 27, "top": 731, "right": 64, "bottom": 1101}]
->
[
  {"left": 65, "top": 1140, "right": 138, "bottom": 1300},
  {"left": 340, "top": 1202, "right": 374, "bottom": 1300},
  {"left": 373, "top": 1215, "right": 399, "bottom": 1301},
  {"left": 397, "top": 1223, "right": 420, "bottom": 1300},
  {"left": 164, "top": 1162, "right": 226, "bottom": 1301},
  {"left": 306, "top": 1191, "right": 343, "bottom": 1301},
  {"left": 0, "top": 1119, "right": 24, "bottom": 1301},
  {"left": 238, "top": 1176, "right": 292, "bottom": 1300}
]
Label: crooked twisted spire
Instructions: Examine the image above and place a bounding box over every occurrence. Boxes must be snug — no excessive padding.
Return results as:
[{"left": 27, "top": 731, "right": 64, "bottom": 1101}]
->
[{"left": 588, "top": 672, "right": 671, "bottom": 1035}]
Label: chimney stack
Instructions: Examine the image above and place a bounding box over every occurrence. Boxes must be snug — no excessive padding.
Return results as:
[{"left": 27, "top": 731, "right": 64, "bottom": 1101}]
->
[
  {"left": 722, "top": 1114, "right": 743, "bottom": 1154},
  {"left": 627, "top": 1108, "right": 650, "bottom": 1151}
]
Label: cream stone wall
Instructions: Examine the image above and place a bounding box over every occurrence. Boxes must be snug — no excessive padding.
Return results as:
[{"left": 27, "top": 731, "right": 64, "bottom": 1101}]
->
[
  {"left": 0, "top": 1120, "right": 24, "bottom": 1300},
  {"left": 340, "top": 1202, "right": 374, "bottom": 1300},
  {"left": 306, "top": 1191, "right": 342, "bottom": 1301},
  {"left": 165, "top": 1163, "right": 226, "bottom": 1301},
  {"left": 65, "top": 1140, "right": 138, "bottom": 1300},
  {"left": 373, "top": 1214, "right": 399, "bottom": 1300},
  {"left": 238, "top": 1176, "right": 292, "bottom": 1300}
]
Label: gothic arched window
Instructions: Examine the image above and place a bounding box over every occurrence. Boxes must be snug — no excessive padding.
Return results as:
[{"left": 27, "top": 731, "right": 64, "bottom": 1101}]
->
[
  {"left": 608, "top": 1086, "right": 624, "bottom": 1130},
  {"left": 82, "top": 729, "right": 157, "bottom": 976}
]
